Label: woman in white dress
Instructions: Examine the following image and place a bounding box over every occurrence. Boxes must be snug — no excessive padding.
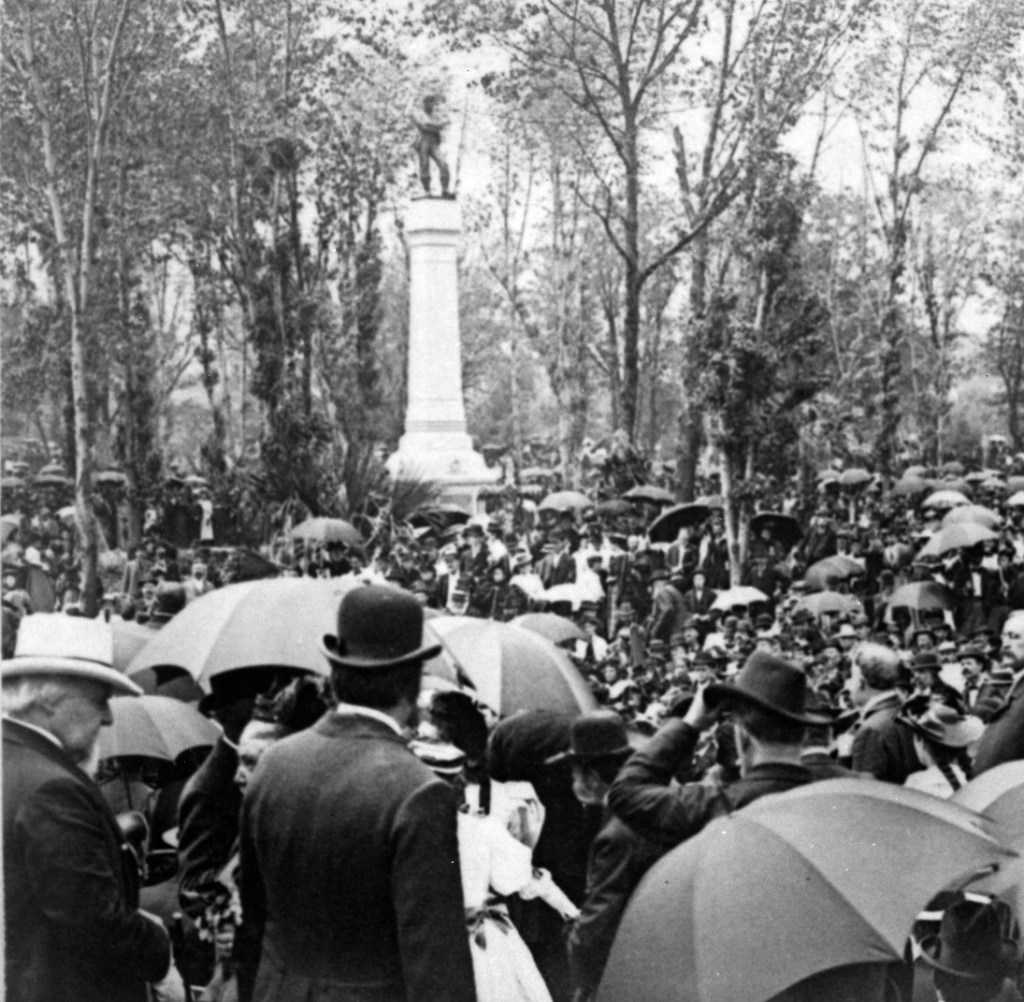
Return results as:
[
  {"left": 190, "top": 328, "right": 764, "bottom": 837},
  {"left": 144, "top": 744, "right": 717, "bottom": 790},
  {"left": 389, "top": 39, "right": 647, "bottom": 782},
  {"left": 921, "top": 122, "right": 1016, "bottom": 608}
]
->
[{"left": 411, "top": 738, "right": 579, "bottom": 1002}]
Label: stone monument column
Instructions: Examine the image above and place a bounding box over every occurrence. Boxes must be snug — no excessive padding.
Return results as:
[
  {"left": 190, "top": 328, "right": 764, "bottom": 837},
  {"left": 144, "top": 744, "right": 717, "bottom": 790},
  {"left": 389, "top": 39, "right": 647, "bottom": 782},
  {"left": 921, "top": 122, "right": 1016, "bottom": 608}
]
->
[{"left": 388, "top": 198, "right": 498, "bottom": 510}]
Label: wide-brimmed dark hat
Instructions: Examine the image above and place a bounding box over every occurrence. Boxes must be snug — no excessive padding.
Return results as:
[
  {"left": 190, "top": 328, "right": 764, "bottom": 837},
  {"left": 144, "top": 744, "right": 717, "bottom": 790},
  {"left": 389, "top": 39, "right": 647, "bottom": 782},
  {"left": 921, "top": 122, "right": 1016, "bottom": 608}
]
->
[
  {"left": 545, "top": 710, "right": 634, "bottom": 765},
  {"left": 913, "top": 651, "right": 942, "bottom": 672},
  {"left": 320, "top": 585, "right": 440, "bottom": 671},
  {"left": 704, "top": 651, "right": 830, "bottom": 725},
  {"left": 920, "top": 896, "right": 1021, "bottom": 987}
]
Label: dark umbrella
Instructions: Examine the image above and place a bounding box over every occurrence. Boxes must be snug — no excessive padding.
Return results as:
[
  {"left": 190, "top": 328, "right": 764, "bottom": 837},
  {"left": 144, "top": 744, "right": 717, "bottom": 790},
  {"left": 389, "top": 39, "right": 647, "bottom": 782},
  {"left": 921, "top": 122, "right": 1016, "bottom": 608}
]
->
[
  {"left": 596, "top": 779, "right": 1014, "bottom": 1002},
  {"left": 410, "top": 504, "right": 471, "bottom": 529},
  {"left": 803, "top": 555, "right": 864, "bottom": 591},
  {"left": 750, "top": 512, "right": 803, "bottom": 549},
  {"left": 648, "top": 503, "right": 712, "bottom": 543},
  {"left": 622, "top": 485, "right": 676, "bottom": 506}
]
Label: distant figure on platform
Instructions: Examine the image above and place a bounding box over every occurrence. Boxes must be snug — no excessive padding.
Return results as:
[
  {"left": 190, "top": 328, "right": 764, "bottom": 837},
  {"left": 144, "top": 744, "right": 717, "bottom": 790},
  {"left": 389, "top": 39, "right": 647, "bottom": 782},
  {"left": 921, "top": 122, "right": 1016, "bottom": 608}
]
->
[{"left": 413, "top": 93, "right": 451, "bottom": 197}]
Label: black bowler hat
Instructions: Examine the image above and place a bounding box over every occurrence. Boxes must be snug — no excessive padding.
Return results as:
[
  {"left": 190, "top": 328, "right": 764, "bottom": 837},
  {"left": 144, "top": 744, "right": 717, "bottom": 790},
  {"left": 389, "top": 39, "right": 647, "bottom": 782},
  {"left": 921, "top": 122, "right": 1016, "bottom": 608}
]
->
[
  {"left": 320, "top": 585, "right": 440, "bottom": 671},
  {"left": 545, "top": 710, "right": 634, "bottom": 765},
  {"left": 704, "top": 650, "right": 830, "bottom": 725}
]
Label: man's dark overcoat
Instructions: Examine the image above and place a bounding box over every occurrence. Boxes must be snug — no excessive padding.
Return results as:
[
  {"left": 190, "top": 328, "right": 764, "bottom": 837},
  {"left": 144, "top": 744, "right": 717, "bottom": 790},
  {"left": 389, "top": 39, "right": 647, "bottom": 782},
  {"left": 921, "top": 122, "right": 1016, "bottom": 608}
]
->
[
  {"left": 3, "top": 717, "right": 170, "bottom": 1002},
  {"left": 237, "top": 712, "right": 476, "bottom": 1002}
]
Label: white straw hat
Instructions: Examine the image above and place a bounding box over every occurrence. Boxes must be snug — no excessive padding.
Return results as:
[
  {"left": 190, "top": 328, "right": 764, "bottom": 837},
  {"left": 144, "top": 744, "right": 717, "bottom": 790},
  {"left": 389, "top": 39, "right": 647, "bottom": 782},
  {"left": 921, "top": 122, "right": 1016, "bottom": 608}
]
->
[{"left": 1, "top": 614, "right": 142, "bottom": 695}]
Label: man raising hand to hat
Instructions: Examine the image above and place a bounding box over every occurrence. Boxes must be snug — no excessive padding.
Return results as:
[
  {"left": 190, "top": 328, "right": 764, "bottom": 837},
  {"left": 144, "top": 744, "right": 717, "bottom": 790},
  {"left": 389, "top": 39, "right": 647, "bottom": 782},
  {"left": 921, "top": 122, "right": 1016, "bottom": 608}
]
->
[
  {"left": 608, "top": 651, "right": 823, "bottom": 848},
  {"left": 237, "top": 585, "right": 476, "bottom": 1002},
  {"left": 3, "top": 614, "right": 182, "bottom": 1002}
]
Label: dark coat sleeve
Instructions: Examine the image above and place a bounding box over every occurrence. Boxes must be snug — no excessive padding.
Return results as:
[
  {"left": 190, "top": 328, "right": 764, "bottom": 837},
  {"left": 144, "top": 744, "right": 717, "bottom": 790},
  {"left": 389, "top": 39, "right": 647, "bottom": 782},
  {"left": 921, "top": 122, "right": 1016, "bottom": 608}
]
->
[
  {"left": 177, "top": 738, "right": 242, "bottom": 914},
  {"left": 974, "top": 695, "right": 1024, "bottom": 775},
  {"left": 607, "top": 719, "right": 726, "bottom": 846},
  {"left": 21, "top": 775, "right": 171, "bottom": 984},
  {"left": 567, "top": 822, "right": 661, "bottom": 997},
  {"left": 390, "top": 778, "right": 477, "bottom": 1002}
]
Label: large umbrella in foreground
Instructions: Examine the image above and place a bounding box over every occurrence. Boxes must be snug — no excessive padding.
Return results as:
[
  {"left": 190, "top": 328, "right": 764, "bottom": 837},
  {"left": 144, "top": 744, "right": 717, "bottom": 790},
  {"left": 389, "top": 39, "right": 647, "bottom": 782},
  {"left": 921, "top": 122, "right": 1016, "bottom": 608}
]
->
[
  {"left": 127, "top": 578, "right": 360, "bottom": 690},
  {"left": 884, "top": 581, "right": 954, "bottom": 612},
  {"left": 918, "top": 523, "right": 998, "bottom": 558},
  {"left": 291, "top": 517, "right": 362, "bottom": 548},
  {"left": 510, "top": 612, "right": 587, "bottom": 645},
  {"left": 98, "top": 695, "right": 218, "bottom": 763},
  {"left": 427, "top": 619, "right": 597, "bottom": 718},
  {"left": 954, "top": 762, "right": 1024, "bottom": 914},
  {"left": 597, "top": 779, "right": 1015, "bottom": 1002},
  {"left": 711, "top": 586, "right": 769, "bottom": 612}
]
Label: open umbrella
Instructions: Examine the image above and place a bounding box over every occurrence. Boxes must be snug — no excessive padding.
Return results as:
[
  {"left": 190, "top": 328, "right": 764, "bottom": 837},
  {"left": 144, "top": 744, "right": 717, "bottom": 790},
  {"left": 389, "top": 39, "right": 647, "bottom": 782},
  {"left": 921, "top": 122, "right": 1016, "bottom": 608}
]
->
[
  {"left": 838, "top": 468, "right": 872, "bottom": 488},
  {"left": 1, "top": 514, "right": 21, "bottom": 544},
  {"left": 941, "top": 460, "right": 966, "bottom": 476},
  {"left": 291, "top": 517, "right": 362, "bottom": 548},
  {"left": 904, "top": 465, "right": 931, "bottom": 478},
  {"left": 695, "top": 494, "right": 724, "bottom": 508},
  {"left": 596, "top": 779, "right": 1015, "bottom": 1002},
  {"left": 918, "top": 523, "right": 998, "bottom": 558},
  {"left": 1008, "top": 491, "right": 1024, "bottom": 507},
  {"left": 647, "top": 503, "right": 712, "bottom": 543},
  {"left": 922, "top": 489, "right": 971, "bottom": 510},
  {"left": 127, "top": 578, "right": 360, "bottom": 690},
  {"left": 33, "top": 474, "right": 71, "bottom": 487},
  {"left": 410, "top": 503, "right": 471, "bottom": 529},
  {"left": 520, "top": 467, "right": 554, "bottom": 482},
  {"left": 539, "top": 490, "right": 593, "bottom": 515},
  {"left": 884, "top": 581, "right": 955, "bottom": 612},
  {"left": 792, "top": 591, "right": 863, "bottom": 618},
  {"left": 892, "top": 475, "right": 931, "bottom": 497},
  {"left": 56, "top": 505, "right": 76, "bottom": 524},
  {"left": 98, "top": 694, "right": 218, "bottom": 762},
  {"left": 711, "top": 587, "right": 769, "bottom": 612},
  {"left": 595, "top": 499, "right": 632, "bottom": 518},
  {"left": 941, "top": 505, "right": 1001, "bottom": 530},
  {"left": 0, "top": 476, "right": 26, "bottom": 490},
  {"left": 38, "top": 463, "right": 67, "bottom": 478},
  {"left": 622, "top": 485, "right": 675, "bottom": 506},
  {"left": 750, "top": 512, "right": 803, "bottom": 549},
  {"left": 803, "top": 555, "right": 864, "bottom": 591},
  {"left": 95, "top": 469, "right": 128, "bottom": 486},
  {"left": 954, "top": 762, "right": 1024, "bottom": 915},
  {"left": 426, "top": 619, "right": 597, "bottom": 718},
  {"left": 510, "top": 613, "right": 587, "bottom": 645},
  {"left": 1006, "top": 476, "right": 1024, "bottom": 494},
  {"left": 509, "top": 573, "right": 546, "bottom": 600}
]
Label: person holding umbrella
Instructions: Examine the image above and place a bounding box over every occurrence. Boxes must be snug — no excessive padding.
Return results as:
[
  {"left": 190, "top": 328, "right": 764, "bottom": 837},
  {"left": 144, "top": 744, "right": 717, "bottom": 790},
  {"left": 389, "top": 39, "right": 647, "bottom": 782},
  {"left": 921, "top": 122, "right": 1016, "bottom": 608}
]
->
[{"left": 607, "top": 651, "right": 825, "bottom": 849}]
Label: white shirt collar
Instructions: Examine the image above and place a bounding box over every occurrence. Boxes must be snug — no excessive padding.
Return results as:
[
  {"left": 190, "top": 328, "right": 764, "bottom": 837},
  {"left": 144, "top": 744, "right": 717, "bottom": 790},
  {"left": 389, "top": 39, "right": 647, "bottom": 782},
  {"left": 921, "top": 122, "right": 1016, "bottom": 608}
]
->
[
  {"left": 335, "top": 702, "right": 404, "bottom": 737},
  {"left": 3, "top": 713, "right": 64, "bottom": 750}
]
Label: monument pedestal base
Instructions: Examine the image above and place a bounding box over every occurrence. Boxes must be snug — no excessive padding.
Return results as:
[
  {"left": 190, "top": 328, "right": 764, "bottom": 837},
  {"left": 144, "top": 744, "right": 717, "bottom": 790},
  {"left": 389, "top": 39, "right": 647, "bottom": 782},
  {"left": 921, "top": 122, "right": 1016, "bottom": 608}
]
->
[{"left": 387, "top": 432, "right": 499, "bottom": 512}]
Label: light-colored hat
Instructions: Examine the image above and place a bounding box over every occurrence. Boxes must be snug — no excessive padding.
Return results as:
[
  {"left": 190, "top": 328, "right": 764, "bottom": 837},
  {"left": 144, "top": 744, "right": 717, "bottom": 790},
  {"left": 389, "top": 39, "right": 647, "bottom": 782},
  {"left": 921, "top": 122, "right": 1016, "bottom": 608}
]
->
[{"left": 1, "top": 614, "right": 142, "bottom": 695}]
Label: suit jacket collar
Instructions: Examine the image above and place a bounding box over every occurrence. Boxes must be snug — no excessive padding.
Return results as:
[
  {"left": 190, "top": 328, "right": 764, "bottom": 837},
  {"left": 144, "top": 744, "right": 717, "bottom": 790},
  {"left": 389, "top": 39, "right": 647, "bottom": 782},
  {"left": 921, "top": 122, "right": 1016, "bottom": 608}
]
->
[
  {"left": 313, "top": 710, "right": 410, "bottom": 747},
  {"left": 3, "top": 716, "right": 93, "bottom": 785}
]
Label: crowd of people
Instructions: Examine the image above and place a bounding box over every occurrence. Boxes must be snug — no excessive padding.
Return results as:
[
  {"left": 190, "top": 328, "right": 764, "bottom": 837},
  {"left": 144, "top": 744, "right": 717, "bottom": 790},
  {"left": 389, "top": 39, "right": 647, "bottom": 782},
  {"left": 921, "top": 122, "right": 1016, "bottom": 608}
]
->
[{"left": 7, "top": 450, "right": 1024, "bottom": 1002}]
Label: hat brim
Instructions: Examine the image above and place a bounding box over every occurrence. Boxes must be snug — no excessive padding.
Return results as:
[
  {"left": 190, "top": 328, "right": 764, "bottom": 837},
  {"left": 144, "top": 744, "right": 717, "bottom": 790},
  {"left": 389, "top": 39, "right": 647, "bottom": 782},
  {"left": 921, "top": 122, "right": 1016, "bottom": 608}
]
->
[
  {"left": 319, "top": 635, "right": 441, "bottom": 671},
  {"left": 545, "top": 744, "right": 634, "bottom": 766},
  {"left": 703, "top": 681, "right": 830, "bottom": 726},
  {"left": 918, "top": 935, "right": 1015, "bottom": 984},
  {"left": 0, "top": 658, "right": 143, "bottom": 696}
]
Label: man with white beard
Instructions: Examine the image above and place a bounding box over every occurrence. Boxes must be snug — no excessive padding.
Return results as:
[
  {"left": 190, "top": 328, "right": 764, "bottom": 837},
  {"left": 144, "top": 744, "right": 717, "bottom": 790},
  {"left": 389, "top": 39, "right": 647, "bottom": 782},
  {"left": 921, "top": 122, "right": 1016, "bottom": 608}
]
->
[{"left": 2, "top": 614, "right": 182, "bottom": 1002}]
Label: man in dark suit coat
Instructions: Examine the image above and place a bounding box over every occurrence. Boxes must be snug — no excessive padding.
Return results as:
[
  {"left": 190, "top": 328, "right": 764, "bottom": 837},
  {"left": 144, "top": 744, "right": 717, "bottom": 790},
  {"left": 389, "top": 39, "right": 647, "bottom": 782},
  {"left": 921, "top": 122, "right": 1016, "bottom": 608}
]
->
[
  {"left": 238, "top": 586, "right": 476, "bottom": 1002},
  {"left": 2, "top": 614, "right": 174, "bottom": 1002},
  {"left": 542, "top": 532, "right": 578, "bottom": 588},
  {"left": 848, "top": 642, "right": 919, "bottom": 784},
  {"left": 974, "top": 611, "right": 1024, "bottom": 774}
]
